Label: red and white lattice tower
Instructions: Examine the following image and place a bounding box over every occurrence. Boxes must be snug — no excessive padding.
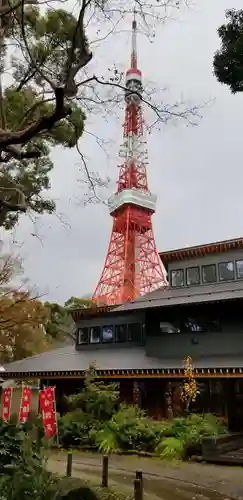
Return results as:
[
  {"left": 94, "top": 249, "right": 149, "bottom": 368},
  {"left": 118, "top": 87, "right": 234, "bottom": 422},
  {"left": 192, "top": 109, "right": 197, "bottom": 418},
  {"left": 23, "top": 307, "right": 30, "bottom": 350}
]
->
[{"left": 92, "top": 14, "right": 168, "bottom": 305}]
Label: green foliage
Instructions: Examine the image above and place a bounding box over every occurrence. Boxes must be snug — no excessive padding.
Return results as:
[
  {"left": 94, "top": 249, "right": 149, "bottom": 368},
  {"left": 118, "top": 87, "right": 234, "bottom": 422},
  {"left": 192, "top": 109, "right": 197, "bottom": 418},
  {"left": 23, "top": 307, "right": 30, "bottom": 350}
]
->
[
  {"left": 67, "top": 365, "right": 119, "bottom": 421},
  {"left": 96, "top": 410, "right": 225, "bottom": 457},
  {"left": 0, "top": 419, "right": 26, "bottom": 475},
  {"left": 182, "top": 413, "right": 226, "bottom": 455},
  {"left": 0, "top": 6, "right": 86, "bottom": 229},
  {"left": 0, "top": 458, "right": 54, "bottom": 500},
  {"left": 0, "top": 419, "right": 55, "bottom": 500},
  {"left": 44, "top": 301, "right": 75, "bottom": 343},
  {"left": 58, "top": 365, "right": 226, "bottom": 459},
  {"left": 213, "top": 9, "right": 243, "bottom": 93},
  {"left": 44, "top": 297, "right": 93, "bottom": 344},
  {"left": 0, "top": 140, "right": 54, "bottom": 230},
  {"left": 1, "top": 85, "right": 85, "bottom": 229},
  {"left": 13, "top": 8, "right": 90, "bottom": 90},
  {"left": 59, "top": 393, "right": 226, "bottom": 459},
  {"left": 22, "top": 412, "right": 46, "bottom": 448},
  {"left": 155, "top": 437, "right": 185, "bottom": 461},
  {"left": 97, "top": 405, "right": 160, "bottom": 453},
  {"left": 64, "top": 297, "right": 93, "bottom": 310},
  {"left": 58, "top": 365, "right": 119, "bottom": 449},
  {"left": 0, "top": 415, "right": 134, "bottom": 500},
  {"left": 52, "top": 477, "right": 132, "bottom": 500},
  {"left": 158, "top": 413, "right": 225, "bottom": 442},
  {"left": 155, "top": 413, "right": 226, "bottom": 460},
  {"left": 4, "top": 86, "right": 84, "bottom": 148},
  {"left": 58, "top": 409, "right": 98, "bottom": 449}
]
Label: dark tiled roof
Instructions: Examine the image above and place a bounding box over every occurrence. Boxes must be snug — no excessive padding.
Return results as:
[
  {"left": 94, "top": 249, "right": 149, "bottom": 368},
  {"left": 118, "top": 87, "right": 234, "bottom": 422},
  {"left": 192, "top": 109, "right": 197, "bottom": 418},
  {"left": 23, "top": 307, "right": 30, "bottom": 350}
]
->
[
  {"left": 160, "top": 236, "right": 243, "bottom": 264},
  {"left": 3, "top": 344, "right": 243, "bottom": 377},
  {"left": 114, "top": 280, "right": 243, "bottom": 312},
  {"left": 2, "top": 345, "right": 164, "bottom": 375}
]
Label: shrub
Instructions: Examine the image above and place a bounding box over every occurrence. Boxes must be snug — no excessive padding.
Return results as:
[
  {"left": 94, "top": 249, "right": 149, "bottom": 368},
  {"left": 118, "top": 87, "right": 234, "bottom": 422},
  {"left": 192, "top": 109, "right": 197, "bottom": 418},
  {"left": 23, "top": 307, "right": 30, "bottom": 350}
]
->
[
  {"left": 58, "top": 367, "right": 226, "bottom": 457},
  {"left": 66, "top": 365, "right": 119, "bottom": 422},
  {"left": 0, "top": 459, "right": 55, "bottom": 500},
  {"left": 186, "top": 413, "right": 226, "bottom": 437},
  {"left": 59, "top": 365, "right": 119, "bottom": 449},
  {"left": 23, "top": 412, "right": 46, "bottom": 438},
  {"left": 58, "top": 409, "right": 101, "bottom": 450},
  {"left": 155, "top": 413, "right": 226, "bottom": 459},
  {"left": 0, "top": 419, "right": 55, "bottom": 500},
  {"left": 96, "top": 424, "right": 119, "bottom": 454},
  {"left": 155, "top": 437, "right": 185, "bottom": 461},
  {"left": 157, "top": 417, "right": 188, "bottom": 439},
  {"left": 183, "top": 413, "right": 226, "bottom": 456},
  {"left": 0, "top": 418, "right": 27, "bottom": 475},
  {"left": 59, "top": 401, "right": 226, "bottom": 456},
  {"left": 157, "top": 413, "right": 225, "bottom": 440},
  {"left": 52, "top": 477, "right": 132, "bottom": 500},
  {"left": 97, "top": 405, "right": 159, "bottom": 453}
]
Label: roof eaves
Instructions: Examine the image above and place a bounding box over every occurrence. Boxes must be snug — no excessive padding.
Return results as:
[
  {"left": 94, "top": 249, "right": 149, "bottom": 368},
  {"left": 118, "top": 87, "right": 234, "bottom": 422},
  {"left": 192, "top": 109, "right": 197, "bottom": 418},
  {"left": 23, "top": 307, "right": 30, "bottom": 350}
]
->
[
  {"left": 159, "top": 236, "right": 243, "bottom": 263},
  {"left": 115, "top": 287, "right": 243, "bottom": 312},
  {"left": 3, "top": 365, "right": 243, "bottom": 378}
]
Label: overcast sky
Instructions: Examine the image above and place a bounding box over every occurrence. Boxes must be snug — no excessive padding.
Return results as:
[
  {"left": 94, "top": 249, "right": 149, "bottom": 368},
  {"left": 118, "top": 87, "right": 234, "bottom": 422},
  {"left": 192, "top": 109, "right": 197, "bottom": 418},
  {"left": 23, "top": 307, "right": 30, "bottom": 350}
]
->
[{"left": 4, "top": 0, "right": 243, "bottom": 303}]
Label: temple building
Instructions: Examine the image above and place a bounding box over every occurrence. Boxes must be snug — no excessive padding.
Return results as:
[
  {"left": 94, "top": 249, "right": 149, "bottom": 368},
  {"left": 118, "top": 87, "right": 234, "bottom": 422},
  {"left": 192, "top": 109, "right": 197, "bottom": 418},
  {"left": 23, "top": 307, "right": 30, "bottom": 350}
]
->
[{"left": 3, "top": 236, "right": 243, "bottom": 430}]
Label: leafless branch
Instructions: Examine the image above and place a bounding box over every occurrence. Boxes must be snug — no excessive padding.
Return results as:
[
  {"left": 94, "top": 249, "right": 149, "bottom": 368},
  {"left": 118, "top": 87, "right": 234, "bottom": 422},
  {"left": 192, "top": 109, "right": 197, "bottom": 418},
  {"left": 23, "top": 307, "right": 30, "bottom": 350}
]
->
[{"left": 0, "top": 0, "right": 199, "bottom": 222}]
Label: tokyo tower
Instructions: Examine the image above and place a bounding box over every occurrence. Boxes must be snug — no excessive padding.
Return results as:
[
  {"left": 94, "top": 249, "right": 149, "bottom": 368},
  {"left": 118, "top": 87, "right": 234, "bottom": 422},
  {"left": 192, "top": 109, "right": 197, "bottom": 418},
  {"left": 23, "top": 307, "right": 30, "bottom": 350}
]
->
[{"left": 92, "top": 13, "right": 168, "bottom": 306}]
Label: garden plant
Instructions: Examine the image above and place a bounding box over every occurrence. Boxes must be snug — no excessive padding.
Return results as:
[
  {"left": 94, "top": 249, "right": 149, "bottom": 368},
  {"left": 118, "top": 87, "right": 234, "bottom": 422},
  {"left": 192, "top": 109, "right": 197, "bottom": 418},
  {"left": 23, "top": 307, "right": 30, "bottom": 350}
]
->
[{"left": 58, "top": 366, "right": 226, "bottom": 460}]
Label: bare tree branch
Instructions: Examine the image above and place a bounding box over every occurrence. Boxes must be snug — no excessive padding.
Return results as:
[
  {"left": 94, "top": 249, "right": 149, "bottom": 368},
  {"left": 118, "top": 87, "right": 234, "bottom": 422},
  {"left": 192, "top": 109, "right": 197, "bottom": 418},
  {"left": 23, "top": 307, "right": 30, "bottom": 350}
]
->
[{"left": 0, "top": 0, "right": 200, "bottom": 223}]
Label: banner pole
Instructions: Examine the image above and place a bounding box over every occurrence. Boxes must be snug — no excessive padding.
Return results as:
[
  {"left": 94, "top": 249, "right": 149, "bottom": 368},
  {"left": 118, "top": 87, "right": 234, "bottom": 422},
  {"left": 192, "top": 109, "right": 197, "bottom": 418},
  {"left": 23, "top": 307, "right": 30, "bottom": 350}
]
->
[
  {"left": 18, "top": 382, "right": 24, "bottom": 423},
  {"left": 53, "top": 386, "right": 59, "bottom": 447},
  {"left": 9, "top": 386, "right": 13, "bottom": 422}
]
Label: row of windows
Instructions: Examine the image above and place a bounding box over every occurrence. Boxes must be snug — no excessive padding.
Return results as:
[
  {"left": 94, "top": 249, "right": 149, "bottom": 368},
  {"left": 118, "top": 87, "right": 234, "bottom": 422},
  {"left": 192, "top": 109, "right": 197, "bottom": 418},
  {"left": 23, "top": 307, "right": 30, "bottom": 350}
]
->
[
  {"left": 171, "top": 259, "right": 243, "bottom": 287},
  {"left": 77, "top": 323, "right": 143, "bottom": 345},
  {"left": 159, "top": 316, "right": 222, "bottom": 334}
]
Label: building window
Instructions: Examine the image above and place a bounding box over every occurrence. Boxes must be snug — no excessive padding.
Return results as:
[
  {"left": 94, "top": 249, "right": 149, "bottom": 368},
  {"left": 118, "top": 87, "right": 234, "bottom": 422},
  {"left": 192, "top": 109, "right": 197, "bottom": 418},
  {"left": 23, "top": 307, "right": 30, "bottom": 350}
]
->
[
  {"left": 184, "top": 317, "right": 204, "bottom": 332},
  {"left": 236, "top": 260, "right": 243, "bottom": 279},
  {"left": 218, "top": 261, "right": 234, "bottom": 281},
  {"left": 78, "top": 327, "right": 89, "bottom": 344},
  {"left": 128, "top": 323, "right": 142, "bottom": 342},
  {"left": 186, "top": 266, "right": 200, "bottom": 286},
  {"left": 202, "top": 264, "right": 217, "bottom": 284},
  {"left": 171, "top": 269, "right": 184, "bottom": 287},
  {"left": 90, "top": 326, "right": 100, "bottom": 344},
  {"left": 115, "top": 324, "right": 127, "bottom": 342},
  {"left": 160, "top": 322, "right": 180, "bottom": 334},
  {"left": 102, "top": 325, "right": 114, "bottom": 343}
]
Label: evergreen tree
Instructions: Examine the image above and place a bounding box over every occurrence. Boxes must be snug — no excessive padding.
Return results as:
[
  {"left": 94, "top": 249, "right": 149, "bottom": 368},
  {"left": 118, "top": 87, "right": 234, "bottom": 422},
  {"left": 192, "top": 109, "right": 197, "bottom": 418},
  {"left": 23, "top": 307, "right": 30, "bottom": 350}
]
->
[
  {"left": 44, "top": 296, "right": 93, "bottom": 344},
  {"left": 64, "top": 296, "right": 93, "bottom": 310},
  {"left": 44, "top": 301, "right": 75, "bottom": 343},
  {"left": 67, "top": 364, "right": 118, "bottom": 422},
  {"left": 0, "top": 5, "right": 85, "bottom": 228},
  {"left": 213, "top": 9, "right": 243, "bottom": 94}
]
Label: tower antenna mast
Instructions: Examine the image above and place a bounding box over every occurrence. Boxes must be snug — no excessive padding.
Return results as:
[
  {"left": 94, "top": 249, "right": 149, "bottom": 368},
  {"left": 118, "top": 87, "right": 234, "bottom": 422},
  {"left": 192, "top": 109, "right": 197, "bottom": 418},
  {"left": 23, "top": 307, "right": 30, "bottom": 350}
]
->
[{"left": 92, "top": 11, "right": 167, "bottom": 305}]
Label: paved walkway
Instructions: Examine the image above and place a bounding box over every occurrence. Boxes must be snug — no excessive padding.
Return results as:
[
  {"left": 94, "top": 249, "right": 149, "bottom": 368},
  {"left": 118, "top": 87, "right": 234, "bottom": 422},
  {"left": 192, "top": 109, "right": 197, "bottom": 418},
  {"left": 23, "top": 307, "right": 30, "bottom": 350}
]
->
[{"left": 48, "top": 451, "right": 243, "bottom": 499}]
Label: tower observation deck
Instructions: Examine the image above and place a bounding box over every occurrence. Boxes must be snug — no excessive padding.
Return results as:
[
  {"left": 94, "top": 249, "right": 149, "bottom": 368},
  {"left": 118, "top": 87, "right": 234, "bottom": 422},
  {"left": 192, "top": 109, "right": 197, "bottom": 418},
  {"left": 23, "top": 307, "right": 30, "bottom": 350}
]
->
[{"left": 92, "top": 13, "right": 168, "bottom": 305}]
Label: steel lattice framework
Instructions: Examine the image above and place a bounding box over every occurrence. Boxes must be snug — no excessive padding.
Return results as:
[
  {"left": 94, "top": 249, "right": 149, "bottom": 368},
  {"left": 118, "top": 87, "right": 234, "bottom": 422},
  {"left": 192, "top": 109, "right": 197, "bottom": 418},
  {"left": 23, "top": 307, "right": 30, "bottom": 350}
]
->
[{"left": 92, "top": 14, "right": 168, "bottom": 305}]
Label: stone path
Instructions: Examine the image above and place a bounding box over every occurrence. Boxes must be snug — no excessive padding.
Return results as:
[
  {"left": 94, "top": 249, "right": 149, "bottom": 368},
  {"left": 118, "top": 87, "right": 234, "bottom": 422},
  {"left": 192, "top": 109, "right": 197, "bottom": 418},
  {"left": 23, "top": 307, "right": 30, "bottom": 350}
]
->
[{"left": 48, "top": 451, "right": 243, "bottom": 499}]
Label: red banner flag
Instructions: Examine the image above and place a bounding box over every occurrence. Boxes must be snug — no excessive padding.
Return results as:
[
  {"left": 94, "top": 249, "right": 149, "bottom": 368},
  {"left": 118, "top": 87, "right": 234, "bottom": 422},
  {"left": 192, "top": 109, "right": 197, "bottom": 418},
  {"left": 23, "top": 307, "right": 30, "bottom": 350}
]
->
[
  {"left": 1, "top": 387, "right": 13, "bottom": 422},
  {"left": 19, "top": 386, "right": 32, "bottom": 423},
  {"left": 39, "top": 387, "right": 57, "bottom": 438}
]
